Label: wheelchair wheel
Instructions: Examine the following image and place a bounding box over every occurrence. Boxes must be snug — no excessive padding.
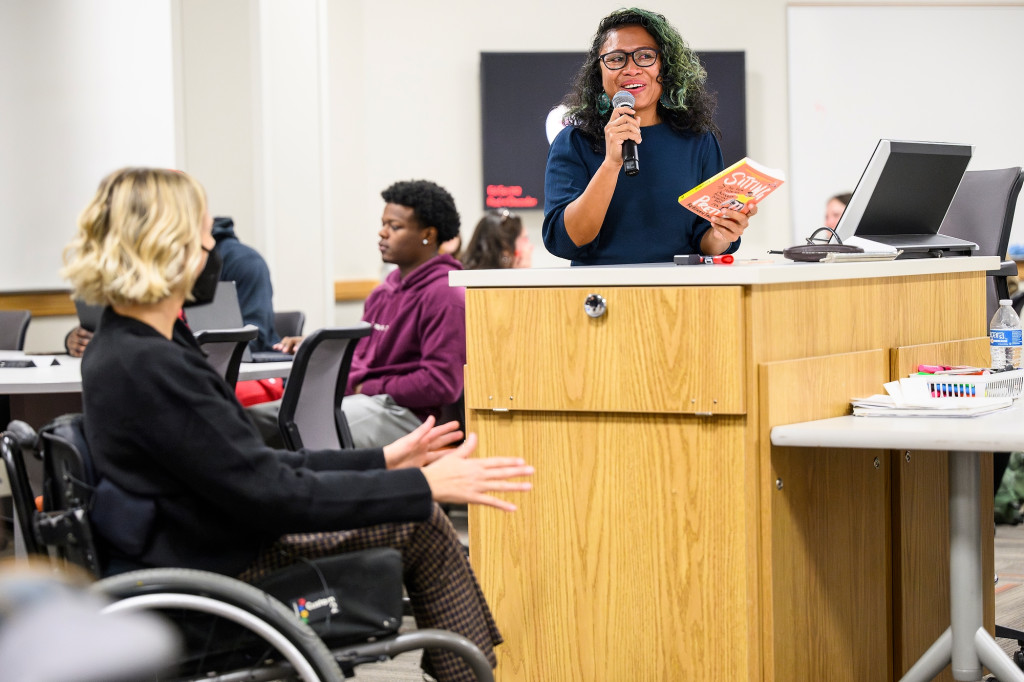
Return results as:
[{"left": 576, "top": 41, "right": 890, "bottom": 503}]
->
[{"left": 93, "top": 568, "right": 344, "bottom": 682}]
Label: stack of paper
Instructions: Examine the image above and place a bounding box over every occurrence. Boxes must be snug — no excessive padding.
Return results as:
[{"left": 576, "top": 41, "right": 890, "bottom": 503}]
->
[
  {"left": 839, "top": 235, "right": 897, "bottom": 253},
  {"left": 822, "top": 236, "right": 902, "bottom": 263},
  {"left": 821, "top": 251, "right": 902, "bottom": 263},
  {"left": 851, "top": 376, "right": 1013, "bottom": 417}
]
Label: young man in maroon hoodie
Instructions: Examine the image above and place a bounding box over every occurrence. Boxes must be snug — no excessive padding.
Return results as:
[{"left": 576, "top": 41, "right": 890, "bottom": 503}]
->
[{"left": 276, "top": 180, "right": 465, "bottom": 448}]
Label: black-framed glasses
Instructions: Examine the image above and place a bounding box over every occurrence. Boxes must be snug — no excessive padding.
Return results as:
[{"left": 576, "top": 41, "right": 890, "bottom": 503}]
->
[{"left": 599, "top": 48, "right": 660, "bottom": 70}]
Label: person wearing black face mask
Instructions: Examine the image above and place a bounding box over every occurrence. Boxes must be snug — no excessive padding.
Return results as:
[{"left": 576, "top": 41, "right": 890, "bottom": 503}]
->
[
  {"left": 63, "top": 185, "right": 222, "bottom": 358},
  {"left": 60, "top": 167, "right": 532, "bottom": 682},
  {"left": 209, "top": 216, "right": 281, "bottom": 354},
  {"left": 184, "top": 244, "right": 223, "bottom": 306}
]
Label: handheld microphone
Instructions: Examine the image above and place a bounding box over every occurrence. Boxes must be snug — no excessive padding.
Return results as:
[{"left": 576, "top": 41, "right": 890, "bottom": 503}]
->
[{"left": 611, "top": 90, "right": 639, "bottom": 176}]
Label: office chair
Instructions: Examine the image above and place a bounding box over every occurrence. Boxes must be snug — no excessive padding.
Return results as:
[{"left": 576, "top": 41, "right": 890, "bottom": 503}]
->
[
  {"left": 1, "top": 415, "right": 496, "bottom": 681},
  {"left": 277, "top": 324, "right": 372, "bottom": 451},
  {"left": 938, "top": 166, "right": 1024, "bottom": 323},
  {"left": 0, "top": 309, "right": 31, "bottom": 350},
  {"left": 193, "top": 325, "right": 259, "bottom": 389},
  {"left": 274, "top": 310, "right": 305, "bottom": 338}
]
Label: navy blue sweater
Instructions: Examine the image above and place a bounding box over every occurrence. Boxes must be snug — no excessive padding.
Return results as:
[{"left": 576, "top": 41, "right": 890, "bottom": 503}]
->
[
  {"left": 212, "top": 217, "right": 281, "bottom": 352},
  {"left": 543, "top": 124, "right": 734, "bottom": 266}
]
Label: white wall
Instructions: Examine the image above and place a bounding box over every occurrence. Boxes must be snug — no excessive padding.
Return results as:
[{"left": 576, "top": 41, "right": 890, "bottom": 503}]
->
[
  {"left": 174, "top": 0, "right": 256, "bottom": 240},
  {"left": 788, "top": 4, "right": 1024, "bottom": 245},
  {"left": 0, "top": 0, "right": 175, "bottom": 292}
]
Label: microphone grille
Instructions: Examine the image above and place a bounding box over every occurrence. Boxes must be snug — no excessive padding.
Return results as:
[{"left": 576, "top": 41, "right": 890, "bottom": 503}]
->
[{"left": 611, "top": 90, "right": 635, "bottom": 109}]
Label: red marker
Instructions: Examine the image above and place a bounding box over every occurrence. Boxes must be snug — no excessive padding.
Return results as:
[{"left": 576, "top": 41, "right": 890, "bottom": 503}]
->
[{"left": 684, "top": 254, "right": 735, "bottom": 265}]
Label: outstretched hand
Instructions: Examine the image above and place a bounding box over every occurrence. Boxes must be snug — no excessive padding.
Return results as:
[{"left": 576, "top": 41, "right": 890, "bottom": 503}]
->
[
  {"left": 382, "top": 416, "right": 465, "bottom": 470},
  {"left": 421, "top": 433, "right": 534, "bottom": 512}
]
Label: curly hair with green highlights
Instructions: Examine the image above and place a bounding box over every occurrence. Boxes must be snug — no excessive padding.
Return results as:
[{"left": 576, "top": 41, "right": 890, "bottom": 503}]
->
[{"left": 561, "top": 7, "right": 719, "bottom": 146}]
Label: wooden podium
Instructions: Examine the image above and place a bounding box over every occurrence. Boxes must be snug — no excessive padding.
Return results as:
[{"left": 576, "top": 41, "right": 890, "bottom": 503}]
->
[{"left": 450, "top": 258, "right": 998, "bottom": 682}]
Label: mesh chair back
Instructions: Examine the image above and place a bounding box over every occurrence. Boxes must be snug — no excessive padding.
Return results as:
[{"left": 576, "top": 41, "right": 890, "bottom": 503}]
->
[
  {"left": 939, "top": 167, "right": 1024, "bottom": 320},
  {"left": 278, "top": 324, "right": 372, "bottom": 450},
  {"left": 0, "top": 309, "right": 31, "bottom": 350},
  {"left": 274, "top": 310, "right": 306, "bottom": 338},
  {"left": 194, "top": 326, "right": 259, "bottom": 388}
]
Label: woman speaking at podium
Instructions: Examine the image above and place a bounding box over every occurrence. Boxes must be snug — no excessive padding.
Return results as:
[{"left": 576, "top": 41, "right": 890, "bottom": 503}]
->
[{"left": 542, "top": 7, "right": 757, "bottom": 266}]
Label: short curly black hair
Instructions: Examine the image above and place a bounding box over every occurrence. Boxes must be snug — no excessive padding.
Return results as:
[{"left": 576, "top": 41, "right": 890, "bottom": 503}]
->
[{"left": 381, "top": 180, "right": 461, "bottom": 243}]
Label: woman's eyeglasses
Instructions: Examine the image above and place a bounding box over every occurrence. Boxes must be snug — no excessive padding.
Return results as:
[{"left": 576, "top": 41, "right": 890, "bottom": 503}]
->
[{"left": 599, "top": 48, "right": 660, "bottom": 70}]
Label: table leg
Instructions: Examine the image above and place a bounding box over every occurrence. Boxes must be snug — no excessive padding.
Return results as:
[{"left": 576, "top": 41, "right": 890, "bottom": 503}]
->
[
  {"left": 950, "top": 450, "right": 986, "bottom": 680},
  {"left": 901, "top": 452, "right": 1024, "bottom": 682}
]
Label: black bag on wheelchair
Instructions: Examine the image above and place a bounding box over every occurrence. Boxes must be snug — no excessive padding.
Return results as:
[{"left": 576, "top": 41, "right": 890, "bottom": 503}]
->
[{"left": 255, "top": 547, "right": 405, "bottom": 646}]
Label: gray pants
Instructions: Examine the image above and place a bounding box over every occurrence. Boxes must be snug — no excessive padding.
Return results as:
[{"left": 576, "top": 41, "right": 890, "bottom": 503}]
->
[
  {"left": 341, "top": 394, "right": 422, "bottom": 448},
  {"left": 246, "top": 393, "right": 421, "bottom": 449}
]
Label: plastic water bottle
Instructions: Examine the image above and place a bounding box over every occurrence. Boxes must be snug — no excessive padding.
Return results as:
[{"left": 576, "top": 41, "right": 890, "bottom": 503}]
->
[{"left": 989, "top": 299, "right": 1022, "bottom": 370}]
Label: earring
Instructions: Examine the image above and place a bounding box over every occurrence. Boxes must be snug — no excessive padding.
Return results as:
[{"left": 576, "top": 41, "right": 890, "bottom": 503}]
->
[
  {"left": 422, "top": 239, "right": 429, "bottom": 245},
  {"left": 596, "top": 92, "right": 612, "bottom": 115}
]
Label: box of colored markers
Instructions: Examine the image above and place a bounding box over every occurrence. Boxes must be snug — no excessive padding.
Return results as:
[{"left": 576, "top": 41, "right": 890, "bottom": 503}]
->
[{"left": 910, "top": 368, "right": 1024, "bottom": 399}]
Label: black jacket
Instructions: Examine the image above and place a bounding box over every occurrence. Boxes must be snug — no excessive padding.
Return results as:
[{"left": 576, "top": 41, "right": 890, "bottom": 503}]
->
[{"left": 81, "top": 308, "right": 432, "bottom": 575}]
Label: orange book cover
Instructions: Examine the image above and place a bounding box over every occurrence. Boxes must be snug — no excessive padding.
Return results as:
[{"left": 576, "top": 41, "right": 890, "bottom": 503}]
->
[{"left": 678, "top": 158, "right": 785, "bottom": 220}]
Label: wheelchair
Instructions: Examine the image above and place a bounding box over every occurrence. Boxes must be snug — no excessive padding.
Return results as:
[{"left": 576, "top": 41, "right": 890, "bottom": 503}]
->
[{"left": 1, "top": 414, "right": 494, "bottom": 681}]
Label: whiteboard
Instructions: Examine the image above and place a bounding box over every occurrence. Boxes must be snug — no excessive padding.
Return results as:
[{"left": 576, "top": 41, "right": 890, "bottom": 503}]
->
[
  {"left": 0, "top": 0, "right": 175, "bottom": 292},
  {"left": 787, "top": 4, "right": 1024, "bottom": 248}
]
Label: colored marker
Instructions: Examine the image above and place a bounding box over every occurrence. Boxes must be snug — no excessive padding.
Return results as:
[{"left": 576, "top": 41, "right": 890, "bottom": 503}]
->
[
  {"left": 683, "top": 254, "right": 735, "bottom": 265},
  {"left": 918, "top": 364, "right": 952, "bottom": 373}
]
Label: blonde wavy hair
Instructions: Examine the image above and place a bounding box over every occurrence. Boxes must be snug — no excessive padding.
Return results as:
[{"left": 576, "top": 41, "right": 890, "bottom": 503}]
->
[{"left": 62, "top": 168, "right": 208, "bottom": 307}]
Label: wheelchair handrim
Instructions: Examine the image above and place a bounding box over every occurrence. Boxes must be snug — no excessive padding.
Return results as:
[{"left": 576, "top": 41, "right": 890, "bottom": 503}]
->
[{"left": 104, "top": 593, "right": 321, "bottom": 681}]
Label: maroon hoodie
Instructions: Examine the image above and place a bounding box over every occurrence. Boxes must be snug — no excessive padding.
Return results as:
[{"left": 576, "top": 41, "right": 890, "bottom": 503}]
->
[{"left": 346, "top": 254, "right": 465, "bottom": 420}]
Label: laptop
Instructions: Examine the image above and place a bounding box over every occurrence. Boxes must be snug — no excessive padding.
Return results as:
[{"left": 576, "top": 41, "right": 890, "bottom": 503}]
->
[
  {"left": 184, "top": 281, "right": 293, "bottom": 363},
  {"left": 834, "top": 140, "right": 978, "bottom": 257}
]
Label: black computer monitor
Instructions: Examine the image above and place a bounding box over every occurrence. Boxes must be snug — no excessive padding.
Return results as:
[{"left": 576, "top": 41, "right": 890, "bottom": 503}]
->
[{"left": 834, "top": 139, "right": 976, "bottom": 255}]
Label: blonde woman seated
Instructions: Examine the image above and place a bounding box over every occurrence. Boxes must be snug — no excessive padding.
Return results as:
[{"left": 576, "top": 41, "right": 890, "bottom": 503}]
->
[
  {"left": 459, "top": 209, "right": 534, "bottom": 270},
  {"left": 62, "top": 167, "right": 533, "bottom": 682}
]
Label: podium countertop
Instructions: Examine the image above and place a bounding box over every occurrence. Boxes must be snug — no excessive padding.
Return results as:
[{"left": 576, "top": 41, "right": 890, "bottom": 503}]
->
[{"left": 448, "top": 255, "right": 999, "bottom": 288}]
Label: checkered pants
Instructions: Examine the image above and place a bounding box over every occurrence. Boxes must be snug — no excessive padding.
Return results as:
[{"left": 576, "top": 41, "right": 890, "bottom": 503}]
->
[{"left": 237, "top": 504, "right": 501, "bottom": 682}]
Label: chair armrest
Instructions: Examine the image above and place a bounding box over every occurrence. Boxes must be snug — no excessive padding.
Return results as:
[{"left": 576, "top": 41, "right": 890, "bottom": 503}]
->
[{"left": 988, "top": 260, "right": 1019, "bottom": 279}]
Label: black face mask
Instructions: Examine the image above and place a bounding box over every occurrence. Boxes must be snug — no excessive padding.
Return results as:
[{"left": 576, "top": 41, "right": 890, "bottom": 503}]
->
[{"left": 183, "top": 246, "right": 223, "bottom": 307}]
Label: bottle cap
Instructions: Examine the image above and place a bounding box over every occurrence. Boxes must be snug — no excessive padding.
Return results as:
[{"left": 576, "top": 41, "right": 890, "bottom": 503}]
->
[{"left": 1000, "top": 299, "right": 1013, "bottom": 305}]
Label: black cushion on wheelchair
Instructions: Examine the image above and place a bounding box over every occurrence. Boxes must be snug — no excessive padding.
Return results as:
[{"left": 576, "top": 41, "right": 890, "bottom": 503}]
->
[
  {"left": 255, "top": 547, "right": 405, "bottom": 646},
  {"left": 90, "top": 478, "right": 157, "bottom": 557}
]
